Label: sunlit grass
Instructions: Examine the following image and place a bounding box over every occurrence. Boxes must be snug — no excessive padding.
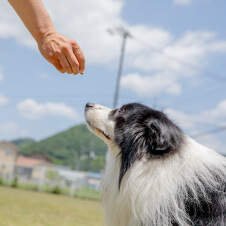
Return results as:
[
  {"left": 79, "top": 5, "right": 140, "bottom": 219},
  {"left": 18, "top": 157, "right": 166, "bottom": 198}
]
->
[{"left": 0, "top": 186, "right": 103, "bottom": 226}]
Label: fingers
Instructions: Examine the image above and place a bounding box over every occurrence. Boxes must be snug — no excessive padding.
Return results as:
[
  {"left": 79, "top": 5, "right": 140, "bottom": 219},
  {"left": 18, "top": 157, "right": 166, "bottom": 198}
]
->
[
  {"left": 72, "top": 45, "right": 85, "bottom": 74},
  {"left": 52, "top": 58, "right": 65, "bottom": 73},
  {"left": 57, "top": 44, "right": 85, "bottom": 75},
  {"left": 57, "top": 53, "right": 73, "bottom": 74},
  {"left": 49, "top": 51, "right": 83, "bottom": 75},
  {"left": 38, "top": 33, "right": 85, "bottom": 75},
  {"left": 46, "top": 53, "right": 65, "bottom": 73},
  {"left": 63, "top": 40, "right": 85, "bottom": 75},
  {"left": 48, "top": 50, "right": 75, "bottom": 74},
  {"left": 64, "top": 49, "right": 79, "bottom": 75}
]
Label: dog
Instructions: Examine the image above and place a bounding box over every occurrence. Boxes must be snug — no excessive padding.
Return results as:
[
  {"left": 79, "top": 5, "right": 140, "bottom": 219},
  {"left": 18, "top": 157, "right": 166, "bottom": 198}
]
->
[{"left": 84, "top": 102, "right": 226, "bottom": 226}]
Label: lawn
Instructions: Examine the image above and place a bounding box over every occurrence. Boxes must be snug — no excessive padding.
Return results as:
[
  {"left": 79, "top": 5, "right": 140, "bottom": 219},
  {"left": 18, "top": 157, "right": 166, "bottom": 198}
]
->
[{"left": 0, "top": 186, "right": 103, "bottom": 226}]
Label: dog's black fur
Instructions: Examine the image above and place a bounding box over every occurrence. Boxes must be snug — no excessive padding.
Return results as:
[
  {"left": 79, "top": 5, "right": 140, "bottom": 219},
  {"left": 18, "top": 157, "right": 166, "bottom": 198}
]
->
[
  {"left": 110, "top": 103, "right": 185, "bottom": 187},
  {"left": 109, "top": 103, "right": 226, "bottom": 225}
]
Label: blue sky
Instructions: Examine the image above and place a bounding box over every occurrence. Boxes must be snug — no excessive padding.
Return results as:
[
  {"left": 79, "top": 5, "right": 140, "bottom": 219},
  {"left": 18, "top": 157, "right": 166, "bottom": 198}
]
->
[{"left": 0, "top": 0, "right": 226, "bottom": 153}]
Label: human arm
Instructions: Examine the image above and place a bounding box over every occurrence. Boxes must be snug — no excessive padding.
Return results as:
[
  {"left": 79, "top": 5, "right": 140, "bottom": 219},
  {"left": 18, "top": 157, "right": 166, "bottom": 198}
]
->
[{"left": 8, "top": 0, "right": 85, "bottom": 75}]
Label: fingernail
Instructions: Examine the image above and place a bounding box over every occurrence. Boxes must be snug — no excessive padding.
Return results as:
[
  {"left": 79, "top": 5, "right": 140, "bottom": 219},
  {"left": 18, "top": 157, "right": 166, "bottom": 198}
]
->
[{"left": 80, "top": 72, "right": 84, "bottom": 75}]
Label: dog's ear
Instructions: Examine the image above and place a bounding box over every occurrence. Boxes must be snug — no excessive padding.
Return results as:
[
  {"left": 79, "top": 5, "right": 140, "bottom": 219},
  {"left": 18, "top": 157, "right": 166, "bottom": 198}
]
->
[
  {"left": 146, "top": 119, "right": 179, "bottom": 156},
  {"left": 117, "top": 116, "right": 183, "bottom": 188}
]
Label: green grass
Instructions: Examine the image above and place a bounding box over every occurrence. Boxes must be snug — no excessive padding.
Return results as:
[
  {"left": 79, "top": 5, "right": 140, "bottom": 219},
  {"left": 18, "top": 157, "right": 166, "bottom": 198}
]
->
[
  {"left": 0, "top": 186, "right": 103, "bottom": 226},
  {"left": 74, "top": 188, "right": 100, "bottom": 201},
  {"left": 6, "top": 181, "right": 101, "bottom": 200}
]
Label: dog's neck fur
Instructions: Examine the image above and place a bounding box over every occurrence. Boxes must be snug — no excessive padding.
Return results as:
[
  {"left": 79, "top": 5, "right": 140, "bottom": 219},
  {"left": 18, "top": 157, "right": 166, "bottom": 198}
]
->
[{"left": 101, "top": 136, "right": 226, "bottom": 226}]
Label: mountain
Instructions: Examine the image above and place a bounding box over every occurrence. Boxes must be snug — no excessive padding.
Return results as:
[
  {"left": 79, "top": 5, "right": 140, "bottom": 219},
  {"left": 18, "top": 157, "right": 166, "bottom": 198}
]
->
[
  {"left": 12, "top": 124, "right": 107, "bottom": 172},
  {"left": 11, "top": 138, "right": 36, "bottom": 147}
]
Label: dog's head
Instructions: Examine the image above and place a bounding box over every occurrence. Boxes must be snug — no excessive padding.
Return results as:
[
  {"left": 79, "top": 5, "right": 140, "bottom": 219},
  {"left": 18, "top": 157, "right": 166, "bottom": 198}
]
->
[
  {"left": 85, "top": 102, "right": 184, "bottom": 186},
  {"left": 84, "top": 102, "right": 116, "bottom": 145}
]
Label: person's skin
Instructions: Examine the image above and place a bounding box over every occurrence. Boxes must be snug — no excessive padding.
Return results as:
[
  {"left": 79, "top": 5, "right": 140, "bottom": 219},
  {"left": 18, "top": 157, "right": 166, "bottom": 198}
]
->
[{"left": 8, "top": 0, "right": 85, "bottom": 75}]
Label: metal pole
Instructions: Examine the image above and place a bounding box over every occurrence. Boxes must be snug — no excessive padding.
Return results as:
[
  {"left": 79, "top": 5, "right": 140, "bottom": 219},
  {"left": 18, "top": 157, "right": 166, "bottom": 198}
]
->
[{"left": 113, "top": 31, "right": 130, "bottom": 109}]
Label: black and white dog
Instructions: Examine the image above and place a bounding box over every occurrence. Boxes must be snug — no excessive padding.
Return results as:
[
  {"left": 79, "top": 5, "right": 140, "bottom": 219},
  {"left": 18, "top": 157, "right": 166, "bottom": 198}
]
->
[{"left": 84, "top": 102, "right": 226, "bottom": 226}]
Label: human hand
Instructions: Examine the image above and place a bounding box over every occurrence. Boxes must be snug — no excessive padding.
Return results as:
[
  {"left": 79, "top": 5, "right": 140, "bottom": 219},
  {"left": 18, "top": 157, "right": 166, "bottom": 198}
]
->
[{"left": 37, "top": 30, "right": 85, "bottom": 75}]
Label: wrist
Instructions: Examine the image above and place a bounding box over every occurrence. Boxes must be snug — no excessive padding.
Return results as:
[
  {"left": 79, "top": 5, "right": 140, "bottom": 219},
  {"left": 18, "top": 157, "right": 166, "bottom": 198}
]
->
[
  {"left": 35, "top": 27, "right": 57, "bottom": 45},
  {"left": 33, "top": 10, "right": 56, "bottom": 45}
]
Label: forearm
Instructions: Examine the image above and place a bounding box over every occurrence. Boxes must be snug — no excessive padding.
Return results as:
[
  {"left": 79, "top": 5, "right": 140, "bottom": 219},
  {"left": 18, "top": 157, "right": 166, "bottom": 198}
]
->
[
  {"left": 9, "top": 0, "right": 85, "bottom": 74},
  {"left": 8, "top": 0, "right": 55, "bottom": 43}
]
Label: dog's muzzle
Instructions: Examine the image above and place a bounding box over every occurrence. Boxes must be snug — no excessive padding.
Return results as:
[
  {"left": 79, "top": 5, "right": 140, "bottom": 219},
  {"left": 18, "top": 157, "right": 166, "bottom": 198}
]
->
[{"left": 85, "top": 102, "right": 94, "bottom": 111}]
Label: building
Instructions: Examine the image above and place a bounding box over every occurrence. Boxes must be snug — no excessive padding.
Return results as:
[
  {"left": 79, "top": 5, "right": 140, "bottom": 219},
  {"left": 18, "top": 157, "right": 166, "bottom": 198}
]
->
[
  {"left": 15, "top": 155, "right": 53, "bottom": 181},
  {"left": 0, "top": 141, "right": 101, "bottom": 192},
  {"left": 0, "top": 141, "right": 19, "bottom": 179},
  {"left": 27, "top": 152, "right": 52, "bottom": 163},
  {"left": 87, "top": 172, "right": 102, "bottom": 190}
]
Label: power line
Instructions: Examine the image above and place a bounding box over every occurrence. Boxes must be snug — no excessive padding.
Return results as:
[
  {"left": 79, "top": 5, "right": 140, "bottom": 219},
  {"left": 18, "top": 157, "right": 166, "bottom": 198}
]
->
[
  {"left": 191, "top": 126, "right": 226, "bottom": 138},
  {"left": 133, "top": 37, "right": 226, "bottom": 83},
  {"left": 107, "top": 27, "right": 226, "bottom": 110},
  {"left": 172, "top": 82, "right": 225, "bottom": 107}
]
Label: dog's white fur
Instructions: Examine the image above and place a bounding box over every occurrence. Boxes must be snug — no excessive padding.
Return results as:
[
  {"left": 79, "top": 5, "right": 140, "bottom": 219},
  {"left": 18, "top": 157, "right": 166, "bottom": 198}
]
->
[
  {"left": 85, "top": 104, "right": 226, "bottom": 226},
  {"left": 101, "top": 137, "right": 225, "bottom": 226}
]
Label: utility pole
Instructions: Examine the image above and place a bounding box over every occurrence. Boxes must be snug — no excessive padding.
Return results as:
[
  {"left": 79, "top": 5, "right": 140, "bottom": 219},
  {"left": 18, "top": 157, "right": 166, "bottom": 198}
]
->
[{"left": 107, "top": 27, "right": 132, "bottom": 108}]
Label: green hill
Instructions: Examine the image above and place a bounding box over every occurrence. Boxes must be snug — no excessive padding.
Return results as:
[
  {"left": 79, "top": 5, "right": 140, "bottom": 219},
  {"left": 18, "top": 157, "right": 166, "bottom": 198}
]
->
[
  {"left": 11, "top": 138, "right": 36, "bottom": 148},
  {"left": 14, "top": 124, "right": 107, "bottom": 172}
]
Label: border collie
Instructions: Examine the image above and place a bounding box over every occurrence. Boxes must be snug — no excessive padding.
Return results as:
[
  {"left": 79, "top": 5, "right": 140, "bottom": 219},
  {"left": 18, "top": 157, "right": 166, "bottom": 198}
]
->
[{"left": 84, "top": 102, "right": 226, "bottom": 226}]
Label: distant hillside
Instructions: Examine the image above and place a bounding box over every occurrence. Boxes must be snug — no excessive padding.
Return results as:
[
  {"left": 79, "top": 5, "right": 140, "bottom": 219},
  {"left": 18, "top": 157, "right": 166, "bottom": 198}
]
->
[
  {"left": 14, "top": 124, "right": 107, "bottom": 172},
  {"left": 11, "top": 138, "right": 36, "bottom": 148}
]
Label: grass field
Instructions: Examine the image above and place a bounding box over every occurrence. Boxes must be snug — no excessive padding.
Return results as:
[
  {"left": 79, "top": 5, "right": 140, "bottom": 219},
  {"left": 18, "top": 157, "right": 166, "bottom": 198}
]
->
[{"left": 0, "top": 186, "right": 103, "bottom": 226}]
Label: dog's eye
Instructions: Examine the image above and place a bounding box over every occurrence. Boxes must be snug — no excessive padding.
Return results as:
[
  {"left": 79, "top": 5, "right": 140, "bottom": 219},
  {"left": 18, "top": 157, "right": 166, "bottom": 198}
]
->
[{"left": 118, "top": 109, "right": 125, "bottom": 114}]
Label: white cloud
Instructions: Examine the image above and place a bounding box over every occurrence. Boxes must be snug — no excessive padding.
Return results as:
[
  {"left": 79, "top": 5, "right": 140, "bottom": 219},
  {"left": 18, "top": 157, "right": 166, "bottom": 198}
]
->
[
  {"left": 45, "top": 0, "right": 125, "bottom": 64},
  {"left": 132, "top": 31, "right": 226, "bottom": 75},
  {"left": 17, "top": 99, "right": 79, "bottom": 120},
  {"left": 201, "top": 100, "right": 226, "bottom": 121},
  {"left": 121, "top": 72, "right": 182, "bottom": 97},
  {"left": 195, "top": 134, "right": 226, "bottom": 154},
  {"left": 0, "top": 93, "right": 9, "bottom": 106},
  {"left": 166, "top": 99, "right": 226, "bottom": 130},
  {"left": 3, "top": 0, "right": 225, "bottom": 66},
  {"left": 0, "top": 0, "right": 124, "bottom": 63},
  {"left": 173, "top": 0, "right": 192, "bottom": 6},
  {"left": 122, "top": 31, "right": 226, "bottom": 97},
  {"left": 166, "top": 108, "right": 197, "bottom": 129},
  {"left": 126, "top": 25, "right": 172, "bottom": 53},
  {"left": 1, "top": 0, "right": 226, "bottom": 98},
  {"left": 0, "top": 3, "right": 35, "bottom": 48},
  {"left": 165, "top": 100, "right": 226, "bottom": 154}
]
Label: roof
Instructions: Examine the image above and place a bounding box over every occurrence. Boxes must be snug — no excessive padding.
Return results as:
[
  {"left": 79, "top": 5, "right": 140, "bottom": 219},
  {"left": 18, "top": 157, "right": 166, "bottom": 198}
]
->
[
  {"left": 0, "top": 141, "right": 20, "bottom": 153},
  {"left": 27, "top": 152, "right": 52, "bottom": 163},
  {"left": 16, "top": 156, "right": 52, "bottom": 167}
]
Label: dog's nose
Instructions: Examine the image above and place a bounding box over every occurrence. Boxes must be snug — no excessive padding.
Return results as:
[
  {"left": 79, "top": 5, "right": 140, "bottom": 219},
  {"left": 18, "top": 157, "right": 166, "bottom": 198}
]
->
[{"left": 85, "top": 102, "right": 94, "bottom": 109}]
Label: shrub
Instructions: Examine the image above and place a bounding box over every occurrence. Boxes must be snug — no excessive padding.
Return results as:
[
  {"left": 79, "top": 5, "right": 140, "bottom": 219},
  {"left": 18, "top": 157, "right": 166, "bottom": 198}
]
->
[
  {"left": 0, "top": 177, "right": 4, "bottom": 185},
  {"left": 10, "top": 175, "right": 18, "bottom": 188},
  {"left": 51, "top": 185, "right": 61, "bottom": 194}
]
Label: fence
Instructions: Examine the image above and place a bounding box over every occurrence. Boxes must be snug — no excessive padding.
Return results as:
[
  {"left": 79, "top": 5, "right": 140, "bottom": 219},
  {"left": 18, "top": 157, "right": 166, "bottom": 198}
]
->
[{"left": 0, "top": 165, "right": 101, "bottom": 199}]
